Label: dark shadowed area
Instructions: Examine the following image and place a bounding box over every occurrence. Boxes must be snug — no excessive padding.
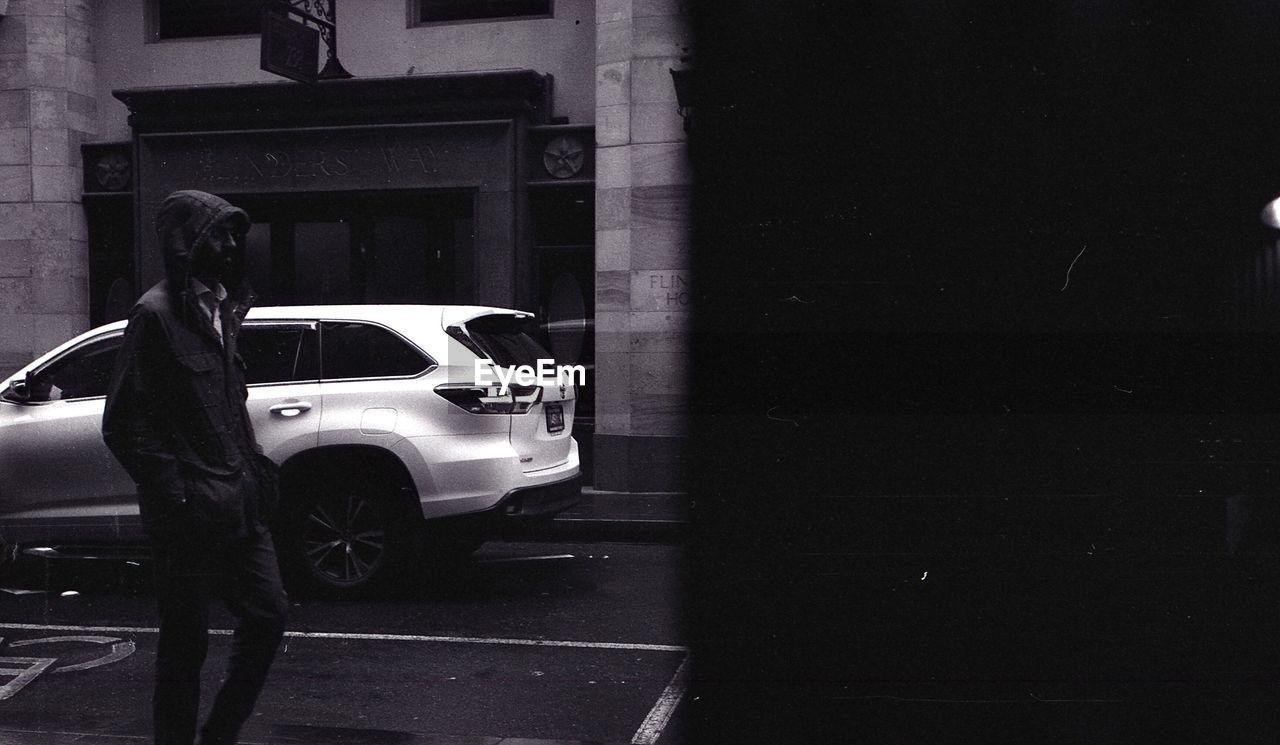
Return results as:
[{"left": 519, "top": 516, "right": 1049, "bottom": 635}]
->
[{"left": 686, "top": 4, "right": 1280, "bottom": 743}]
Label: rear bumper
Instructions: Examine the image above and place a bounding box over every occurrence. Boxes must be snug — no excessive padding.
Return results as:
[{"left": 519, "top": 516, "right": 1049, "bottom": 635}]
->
[
  {"left": 396, "top": 434, "right": 581, "bottom": 520},
  {"left": 491, "top": 473, "right": 584, "bottom": 521}
]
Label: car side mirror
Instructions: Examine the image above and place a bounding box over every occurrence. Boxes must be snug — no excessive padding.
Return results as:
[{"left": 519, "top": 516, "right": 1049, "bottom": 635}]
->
[{"left": 8, "top": 373, "right": 31, "bottom": 402}]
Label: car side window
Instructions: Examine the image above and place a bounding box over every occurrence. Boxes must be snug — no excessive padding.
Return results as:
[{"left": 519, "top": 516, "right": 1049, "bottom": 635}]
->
[
  {"left": 320, "top": 322, "right": 432, "bottom": 380},
  {"left": 34, "top": 334, "right": 123, "bottom": 401},
  {"left": 238, "top": 325, "right": 320, "bottom": 385}
]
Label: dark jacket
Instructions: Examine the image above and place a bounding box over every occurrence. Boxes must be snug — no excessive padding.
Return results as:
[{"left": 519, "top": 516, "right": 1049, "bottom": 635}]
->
[{"left": 102, "top": 190, "right": 277, "bottom": 542}]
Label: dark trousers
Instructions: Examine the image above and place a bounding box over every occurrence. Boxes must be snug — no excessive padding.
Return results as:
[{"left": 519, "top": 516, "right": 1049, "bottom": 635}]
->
[{"left": 151, "top": 525, "right": 288, "bottom": 745}]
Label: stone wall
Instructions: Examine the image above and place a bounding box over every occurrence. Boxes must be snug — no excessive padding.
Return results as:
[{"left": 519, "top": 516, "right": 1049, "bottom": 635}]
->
[
  {"left": 91, "top": 0, "right": 597, "bottom": 142},
  {"left": 0, "top": 0, "right": 93, "bottom": 376},
  {"left": 593, "top": 0, "right": 690, "bottom": 491}
]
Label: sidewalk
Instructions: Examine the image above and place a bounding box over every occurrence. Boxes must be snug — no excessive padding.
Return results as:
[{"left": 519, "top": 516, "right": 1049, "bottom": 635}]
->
[{"left": 500, "top": 487, "right": 689, "bottom": 543}]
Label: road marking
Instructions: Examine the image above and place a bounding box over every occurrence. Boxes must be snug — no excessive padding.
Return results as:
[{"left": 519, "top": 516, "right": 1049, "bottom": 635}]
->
[
  {"left": 631, "top": 654, "right": 689, "bottom": 745},
  {"left": 1, "top": 623, "right": 693, "bottom": 739},
  {"left": 284, "top": 631, "right": 687, "bottom": 653},
  {"left": 0, "top": 623, "right": 687, "bottom": 653},
  {"left": 475, "top": 553, "right": 577, "bottom": 564},
  {"left": 0, "top": 656, "right": 55, "bottom": 701},
  {"left": 0, "top": 729, "right": 187, "bottom": 743},
  {"left": 9, "top": 635, "right": 138, "bottom": 673},
  {"left": 0, "top": 634, "right": 139, "bottom": 700}
]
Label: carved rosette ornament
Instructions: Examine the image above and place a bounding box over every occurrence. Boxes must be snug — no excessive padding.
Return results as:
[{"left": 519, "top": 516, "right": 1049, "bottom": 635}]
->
[
  {"left": 94, "top": 151, "right": 132, "bottom": 192},
  {"left": 542, "top": 136, "right": 585, "bottom": 179}
]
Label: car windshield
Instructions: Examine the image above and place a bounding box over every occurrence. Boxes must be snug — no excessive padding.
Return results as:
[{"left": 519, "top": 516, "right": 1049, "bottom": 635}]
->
[{"left": 462, "top": 314, "right": 553, "bottom": 367}]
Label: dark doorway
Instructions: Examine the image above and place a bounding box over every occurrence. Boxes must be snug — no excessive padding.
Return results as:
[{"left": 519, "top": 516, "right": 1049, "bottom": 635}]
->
[
  {"left": 86, "top": 197, "right": 136, "bottom": 325},
  {"left": 232, "top": 190, "right": 474, "bottom": 307}
]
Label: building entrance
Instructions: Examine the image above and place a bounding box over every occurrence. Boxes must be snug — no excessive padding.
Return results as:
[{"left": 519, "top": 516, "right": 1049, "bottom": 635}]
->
[{"left": 232, "top": 191, "right": 474, "bottom": 308}]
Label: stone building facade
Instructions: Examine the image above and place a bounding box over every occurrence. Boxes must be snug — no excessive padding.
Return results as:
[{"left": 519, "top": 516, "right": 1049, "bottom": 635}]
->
[
  {"left": 0, "top": 0, "right": 690, "bottom": 493},
  {"left": 0, "top": 0, "right": 95, "bottom": 376},
  {"left": 593, "top": 0, "right": 689, "bottom": 490}
]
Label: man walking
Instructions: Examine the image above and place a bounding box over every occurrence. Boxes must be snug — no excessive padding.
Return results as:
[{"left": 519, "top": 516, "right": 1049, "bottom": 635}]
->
[{"left": 103, "top": 190, "right": 287, "bottom": 745}]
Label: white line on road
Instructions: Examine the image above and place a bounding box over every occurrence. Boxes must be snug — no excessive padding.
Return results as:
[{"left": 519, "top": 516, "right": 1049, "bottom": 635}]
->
[
  {"left": 631, "top": 654, "right": 689, "bottom": 745},
  {"left": 0, "top": 623, "right": 687, "bottom": 653},
  {"left": 3, "top": 623, "right": 692, "bottom": 742},
  {"left": 0, "top": 657, "right": 55, "bottom": 701},
  {"left": 0, "top": 728, "right": 285, "bottom": 744},
  {"left": 9, "top": 635, "right": 138, "bottom": 673},
  {"left": 0, "top": 727, "right": 150, "bottom": 742},
  {"left": 474, "top": 553, "right": 578, "bottom": 564}
]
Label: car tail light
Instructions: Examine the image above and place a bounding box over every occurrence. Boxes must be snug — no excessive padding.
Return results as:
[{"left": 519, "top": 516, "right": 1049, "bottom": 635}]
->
[
  {"left": 509, "top": 384, "right": 542, "bottom": 414},
  {"left": 435, "top": 384, "right": 542, "bottom": 414}
]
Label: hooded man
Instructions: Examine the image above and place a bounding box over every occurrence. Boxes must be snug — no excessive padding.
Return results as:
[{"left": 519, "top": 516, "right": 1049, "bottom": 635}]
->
[{"left": 103, "top": 190, "right": 286, "bottom": 745}]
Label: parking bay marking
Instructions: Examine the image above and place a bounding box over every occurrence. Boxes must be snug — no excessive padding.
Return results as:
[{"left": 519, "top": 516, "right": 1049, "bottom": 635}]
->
[
  {"left": 0, "top": 634, "right": 137, "bottom": 701},
  {"left": 1, "top": 623, "right": 688, "bottom": 744},
  {"left": 0, "top": 655, "right": 54, "bottom": 702},
  {"left": 0, "top": 623, "right": 685, "bottom": 652},
  {"left": 631, "top": 653, "right": 689, "bottom": 745},
  {"left": 474, "top": 553, "right": 578, "bottom": 564}
]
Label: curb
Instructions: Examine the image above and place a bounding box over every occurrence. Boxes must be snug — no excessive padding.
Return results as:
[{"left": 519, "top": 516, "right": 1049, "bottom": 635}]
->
[
  {"left": 498, "top": 517, "right": 688, "bottom": 544},
  {"left": 491, "top": 488, "right": 690, "bottom": 544}
]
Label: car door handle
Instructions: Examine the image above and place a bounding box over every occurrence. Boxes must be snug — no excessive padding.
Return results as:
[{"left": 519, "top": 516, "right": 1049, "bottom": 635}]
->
[{"left": 268, "top": 401, "right": 312, "bottom": 417}]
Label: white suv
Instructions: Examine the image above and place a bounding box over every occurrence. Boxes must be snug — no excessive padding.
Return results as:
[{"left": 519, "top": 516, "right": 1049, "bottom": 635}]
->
[{"left": 0, "top": 305, "right": 581, "bottom": 594}]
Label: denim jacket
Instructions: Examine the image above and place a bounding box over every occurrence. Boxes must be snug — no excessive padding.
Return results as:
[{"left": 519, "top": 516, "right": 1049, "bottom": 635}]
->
[{"left": 102, "top": 190, "right": 277, "bottom": 542}]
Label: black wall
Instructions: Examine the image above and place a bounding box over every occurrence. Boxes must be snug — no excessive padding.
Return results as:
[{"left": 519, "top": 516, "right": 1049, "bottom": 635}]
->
[{"left": 686, "top": 4, "right": 1280, "bottom": 742}]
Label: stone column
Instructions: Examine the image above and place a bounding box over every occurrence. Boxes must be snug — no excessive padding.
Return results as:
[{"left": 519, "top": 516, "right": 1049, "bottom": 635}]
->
[
  {"left": 0, "top": 0, "right": 93, "bottom": 376},
  {"left": 593, "top": 0, "right": 691, "bottom": 492}
]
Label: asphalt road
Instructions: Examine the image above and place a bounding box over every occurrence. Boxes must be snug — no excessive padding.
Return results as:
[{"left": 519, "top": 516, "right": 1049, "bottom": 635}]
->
[{"left": 0, "top": 541, "right": 686, "bottom": 745}]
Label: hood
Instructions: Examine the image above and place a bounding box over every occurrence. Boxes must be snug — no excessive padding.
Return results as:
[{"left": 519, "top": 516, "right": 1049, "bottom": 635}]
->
[{"left": 155, "top": 189, "right": 252, "bottom": 319}]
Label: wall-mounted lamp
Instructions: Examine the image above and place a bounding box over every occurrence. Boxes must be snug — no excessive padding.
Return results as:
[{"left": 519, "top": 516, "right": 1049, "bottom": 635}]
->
[
  {"left": 268, "top": 0, "right": 352, "bottom": 80},
  {"left": 669, "top": 68, "right": 694, "bottom": 134},
  {"left": 1262, "top": 195, "right": 1280, "bottom": 228}
]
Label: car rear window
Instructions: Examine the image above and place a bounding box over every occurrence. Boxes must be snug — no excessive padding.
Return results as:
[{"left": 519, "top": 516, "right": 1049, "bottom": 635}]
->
[{"left": 461, "top": 314, "right": 553, "bottom": 366}]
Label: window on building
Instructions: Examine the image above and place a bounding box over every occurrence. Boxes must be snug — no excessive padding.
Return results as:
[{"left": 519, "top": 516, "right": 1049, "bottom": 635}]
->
[
  {"left": 152, "top": 0, "right": 267, "bottom": 40},
  {"left": 321, "top": 322, "right": 434, "bottom": 380},
  {"left": 415, "top": 0, "right": 552, "bottom": 25}
]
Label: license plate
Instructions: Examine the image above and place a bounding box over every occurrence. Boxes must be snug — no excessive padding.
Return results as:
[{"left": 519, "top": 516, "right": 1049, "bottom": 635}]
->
[{"left": 545, "top": 403, "right": 564, "bottom": 434}]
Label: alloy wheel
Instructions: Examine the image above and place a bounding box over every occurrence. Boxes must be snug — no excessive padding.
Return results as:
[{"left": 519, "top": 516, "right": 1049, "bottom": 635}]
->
[{"left": 301, "top": 491, "right": 388, "bottom": 587}]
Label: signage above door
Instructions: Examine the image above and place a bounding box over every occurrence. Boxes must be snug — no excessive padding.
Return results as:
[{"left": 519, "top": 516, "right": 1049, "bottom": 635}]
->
[
  {"left": 259, "top": 1, "right": 352, "bottom": 84},
  {"left": 260, "top": 8, "right": 319, "bottom": 84}
]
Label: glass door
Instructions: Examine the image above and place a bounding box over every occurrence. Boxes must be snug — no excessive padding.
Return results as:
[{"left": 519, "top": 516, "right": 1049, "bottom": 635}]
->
[{"left": 236, "top": 191, "right": 473, "bottom": 307}]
